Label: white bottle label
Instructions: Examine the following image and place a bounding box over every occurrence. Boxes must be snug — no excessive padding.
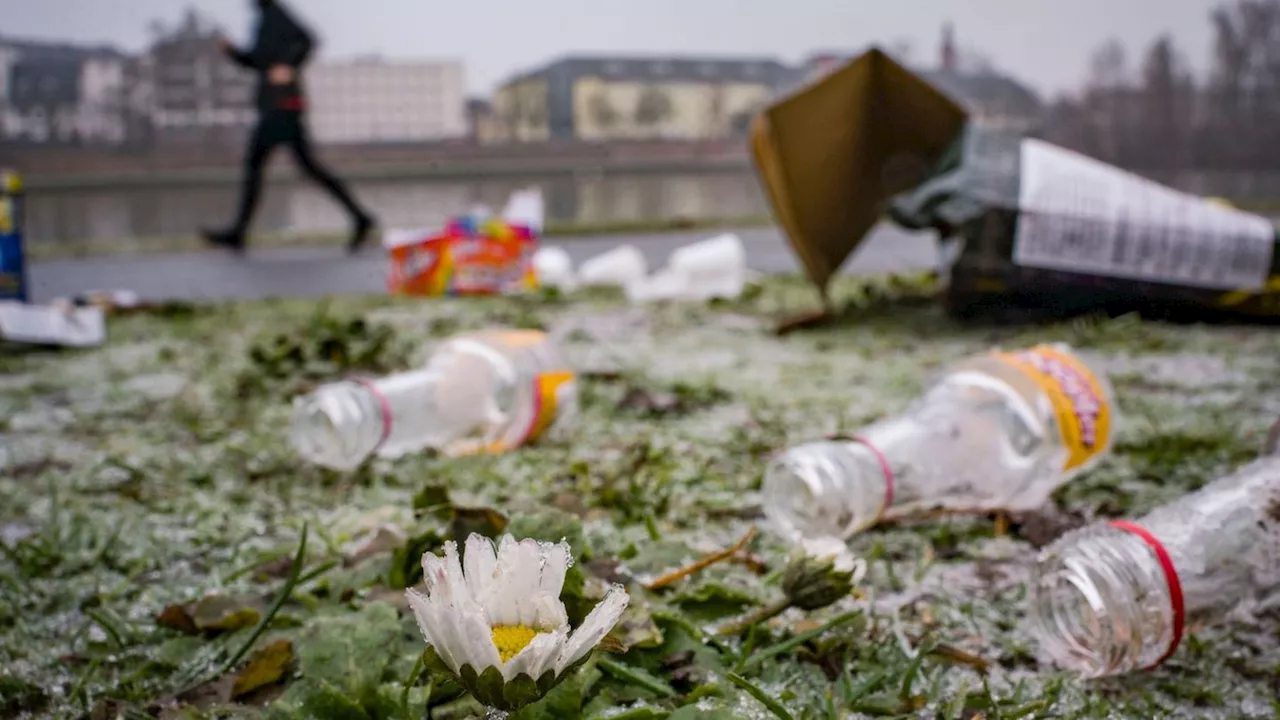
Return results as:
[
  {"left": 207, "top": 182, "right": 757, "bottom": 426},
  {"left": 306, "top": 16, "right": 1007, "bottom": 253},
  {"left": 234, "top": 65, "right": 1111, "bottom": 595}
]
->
[{"left": 1011, "top": 138, "right": 1275, "bottom": 291}]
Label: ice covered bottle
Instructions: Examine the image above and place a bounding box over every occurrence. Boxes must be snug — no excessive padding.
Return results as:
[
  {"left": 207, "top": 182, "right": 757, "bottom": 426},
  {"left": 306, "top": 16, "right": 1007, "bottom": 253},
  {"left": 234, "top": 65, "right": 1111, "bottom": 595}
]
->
[
  {"left": 290, "top": 329, "right": 577, "bottom": 470},
  {"left": 1026, "top": 428, "right": 1280, "bottom": 677},
  {"left": 761, "top": 343, "right": 1116, "bottom": 540}
]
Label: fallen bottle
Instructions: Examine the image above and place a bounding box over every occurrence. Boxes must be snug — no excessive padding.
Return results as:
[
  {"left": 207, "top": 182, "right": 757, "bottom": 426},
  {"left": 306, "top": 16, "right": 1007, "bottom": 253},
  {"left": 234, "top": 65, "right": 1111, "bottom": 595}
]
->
[
  {"left": 761, "top": 343, "right": 1115, "bottom": 541},
  {"left": 1026, "top": 434, "right": 1280, "bottom": 677},
  {"left": 290, "top": 329, "right": 577, "bottom": 470}
]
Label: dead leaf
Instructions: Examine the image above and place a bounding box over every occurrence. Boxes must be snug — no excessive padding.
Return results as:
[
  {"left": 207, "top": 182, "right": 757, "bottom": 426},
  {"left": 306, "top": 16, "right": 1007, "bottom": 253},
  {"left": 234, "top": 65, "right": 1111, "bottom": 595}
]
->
[
  {"left": 156, "top": 604, "right": 199, "bottom": 635},
  {"left": 232, "top": 639, "right": 294, "bottom": 699},
  {"left": 619, "top": 387, "right": 682, "bottom": 415},
  {"left": 191, "top": 594, "right": 261, "bottom": 632},
  {"left": 343, "top": 523, "right": 408, "bottom": 566},
  {"left": 174, "top": 674, "right": 236, "bottom": 710},
  {"left": 450, "top": 506, "right": 509, "bottom": 540}
]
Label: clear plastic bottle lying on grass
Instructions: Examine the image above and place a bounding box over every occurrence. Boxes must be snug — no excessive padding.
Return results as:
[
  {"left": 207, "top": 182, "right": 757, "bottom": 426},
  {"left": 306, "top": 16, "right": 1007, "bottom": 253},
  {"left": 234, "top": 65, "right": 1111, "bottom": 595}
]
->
[
  {"left": 1027, "top": 431, "right": 1280, "bottom": 677},
  {"left": 290, "top": 329, "right": 577, "bottom": 470},
  {"left": 761, "top": 343, "right": 1116, "bottom": 540}
]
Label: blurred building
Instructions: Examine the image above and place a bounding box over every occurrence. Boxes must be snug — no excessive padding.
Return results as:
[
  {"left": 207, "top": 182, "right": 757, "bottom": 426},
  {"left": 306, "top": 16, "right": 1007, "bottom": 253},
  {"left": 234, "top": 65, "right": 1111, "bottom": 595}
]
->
[
  {"left": 491, "top": 55, "right": 792, "bottom": 143},
  {"left": 466, "top": 97, "right": 502, "bottom": 144},
  {"left": 0, "top": 36, "right": 134, "bottom": 147},
  {"left": 306, "top": 58, "right": 466, "bottom": 144},
  {"left": 141, "top": 12, "right": 255, "bottom": 149}
]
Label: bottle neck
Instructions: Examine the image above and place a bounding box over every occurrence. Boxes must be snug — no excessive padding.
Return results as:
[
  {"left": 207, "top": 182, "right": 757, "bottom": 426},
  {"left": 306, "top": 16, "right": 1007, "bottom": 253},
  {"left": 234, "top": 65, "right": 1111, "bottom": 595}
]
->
[
  {"left": 290, "top": 379, "right": 390, "bottom": 471},
  {"left": 761, "top": 439, "right": 893, "bottom": 541},
  {"left": 1028, "top": 523, "right": 1177, "bottom": 677}
]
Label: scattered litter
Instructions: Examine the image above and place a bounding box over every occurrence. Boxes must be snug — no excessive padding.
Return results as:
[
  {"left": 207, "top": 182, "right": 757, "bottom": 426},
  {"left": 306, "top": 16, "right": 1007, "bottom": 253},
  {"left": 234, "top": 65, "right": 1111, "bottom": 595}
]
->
[
  {"left": 0, "top": 300, "right": 106, "bottom": 348},
  {"left": 578, "top": 244, "right": 647, "bottom": 289},
  {"left": 628, "top": 233, "right": 750, "bottom": 303},
  {"left": 384, "top": 187, "right": 543, "bottom": 297},
  {"left": 532, "top": 246, "right": 577, "bottom": 291}
]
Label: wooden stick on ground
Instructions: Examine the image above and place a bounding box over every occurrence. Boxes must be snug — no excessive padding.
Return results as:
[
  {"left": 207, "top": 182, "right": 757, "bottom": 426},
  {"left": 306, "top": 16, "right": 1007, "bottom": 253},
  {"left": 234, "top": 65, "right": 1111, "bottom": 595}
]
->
[{"left": 644, "top": 526, "right": 758, "bottom": 591}]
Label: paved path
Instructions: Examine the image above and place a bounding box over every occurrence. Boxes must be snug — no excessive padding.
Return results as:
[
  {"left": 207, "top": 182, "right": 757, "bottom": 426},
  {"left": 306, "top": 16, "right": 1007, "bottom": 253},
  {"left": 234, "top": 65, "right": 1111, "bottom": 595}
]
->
[{"left": 25, "top": 223, "right": 938, "bottom": 303}]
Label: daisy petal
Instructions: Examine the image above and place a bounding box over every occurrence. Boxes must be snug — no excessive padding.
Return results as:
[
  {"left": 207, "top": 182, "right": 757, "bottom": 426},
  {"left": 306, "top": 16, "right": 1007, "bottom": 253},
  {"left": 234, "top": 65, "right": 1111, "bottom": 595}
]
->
[
  {"left": 442, "top": 540, "right": 473, "bottom": 607},
  {"left": 501, "top": 628, "right": 564, "bottom": 682},
  {"left": 406, "top": 588, "right": 459, "bottom": 673},
  {"left": 555, "top": 584, "right": 629, "bottom": 675},
  {"left": 506, "top": 540, "right": 543, "bottom": 626},
  {"left": 421, "top": 551, "right": 449, "bottom": 598},
  {"left": 454, "top": 600, "right": 503, "bottom": 673},
  {"left": 463, "top": 533, "right": 498, "bottom": 612},
  {"left": 528, "top": 591, "right": 569, "bottom": 632},
  {"left": 538, "top": 540, "right": 571, "bottom": 598}
]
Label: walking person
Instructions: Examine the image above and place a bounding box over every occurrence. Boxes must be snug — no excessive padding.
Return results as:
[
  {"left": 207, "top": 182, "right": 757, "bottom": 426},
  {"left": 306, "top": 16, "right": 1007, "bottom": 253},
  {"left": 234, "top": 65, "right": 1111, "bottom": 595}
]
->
[{"left": 204, "top": 0, "right": 375, "bottom": 254}]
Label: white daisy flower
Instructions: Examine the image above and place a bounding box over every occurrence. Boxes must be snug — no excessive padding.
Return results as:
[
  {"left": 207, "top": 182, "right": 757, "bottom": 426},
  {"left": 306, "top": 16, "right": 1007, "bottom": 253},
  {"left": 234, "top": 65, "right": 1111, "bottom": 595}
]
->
[{"left": 406, "top": 533, "right": 629, "bottom": 711}]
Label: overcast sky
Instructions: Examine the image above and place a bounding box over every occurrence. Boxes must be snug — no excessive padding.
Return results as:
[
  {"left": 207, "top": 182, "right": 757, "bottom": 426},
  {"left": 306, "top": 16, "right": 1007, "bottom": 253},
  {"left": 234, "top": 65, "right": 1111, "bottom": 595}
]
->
[{"left": 2, "top": 0, "right": 1222, "bottom": 98}]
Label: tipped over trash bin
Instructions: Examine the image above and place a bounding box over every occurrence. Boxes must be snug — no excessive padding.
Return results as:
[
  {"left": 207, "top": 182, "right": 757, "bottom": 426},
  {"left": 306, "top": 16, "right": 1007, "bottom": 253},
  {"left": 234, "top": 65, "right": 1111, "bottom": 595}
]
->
[{"left": 750, "top": 48, "right": 1280, "bottom": 324}]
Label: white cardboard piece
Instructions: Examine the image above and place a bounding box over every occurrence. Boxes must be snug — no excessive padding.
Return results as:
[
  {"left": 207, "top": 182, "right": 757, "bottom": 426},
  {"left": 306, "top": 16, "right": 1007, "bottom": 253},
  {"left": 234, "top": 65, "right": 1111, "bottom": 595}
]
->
[{"left": 0, "top": 301, "right": 106, "bottom": 348}]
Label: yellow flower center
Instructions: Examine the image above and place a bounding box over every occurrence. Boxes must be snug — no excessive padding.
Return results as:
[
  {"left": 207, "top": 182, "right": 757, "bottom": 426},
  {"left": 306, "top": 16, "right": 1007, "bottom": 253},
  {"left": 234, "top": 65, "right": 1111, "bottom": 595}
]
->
[{"left": 490, "top": 625, "right": 539, "bottom": 663}]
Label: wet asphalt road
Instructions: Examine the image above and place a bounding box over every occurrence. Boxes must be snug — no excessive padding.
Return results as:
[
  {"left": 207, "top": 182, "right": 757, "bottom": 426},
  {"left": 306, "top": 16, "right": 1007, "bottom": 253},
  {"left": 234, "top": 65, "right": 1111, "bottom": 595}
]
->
[{"left": 25, "top": 223, "right": 938, "bottom": 303}]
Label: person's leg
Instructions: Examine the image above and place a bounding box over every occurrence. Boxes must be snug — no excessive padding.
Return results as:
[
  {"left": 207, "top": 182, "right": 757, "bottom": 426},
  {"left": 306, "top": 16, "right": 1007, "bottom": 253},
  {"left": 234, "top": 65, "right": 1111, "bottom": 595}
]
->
[
  {"left": 204, "top": 116, "right": 280, "bottom": 252},
  {"left": 283, "top": 113, "right": 375, "bottom": 253}
]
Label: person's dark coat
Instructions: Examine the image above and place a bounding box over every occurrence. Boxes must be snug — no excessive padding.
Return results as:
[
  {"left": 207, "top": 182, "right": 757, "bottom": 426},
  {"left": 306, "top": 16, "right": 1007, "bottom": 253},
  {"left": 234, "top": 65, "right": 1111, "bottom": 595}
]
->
[{"left": 225, "top": 0, "right": 315, "bottom": 112}]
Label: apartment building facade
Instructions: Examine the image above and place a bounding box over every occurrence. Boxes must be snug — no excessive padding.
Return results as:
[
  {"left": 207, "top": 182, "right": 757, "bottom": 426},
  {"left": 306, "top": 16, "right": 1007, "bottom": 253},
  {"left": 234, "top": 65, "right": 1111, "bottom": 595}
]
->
[
  {"left": 0, "top": 36, "right": 134, "bottom": 147},
  {"left": 491, "top": 55, "right": 793, "bottom": 143},
  {"left": 306, "top": 58, "right": 466, "bottom": 144}
]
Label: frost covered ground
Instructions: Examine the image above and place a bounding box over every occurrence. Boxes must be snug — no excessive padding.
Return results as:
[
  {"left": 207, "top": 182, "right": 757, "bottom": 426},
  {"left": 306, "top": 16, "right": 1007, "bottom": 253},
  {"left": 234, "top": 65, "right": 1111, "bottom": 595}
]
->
[{"left": 2, "top": 275, "right": 1278, "bottom": 719}]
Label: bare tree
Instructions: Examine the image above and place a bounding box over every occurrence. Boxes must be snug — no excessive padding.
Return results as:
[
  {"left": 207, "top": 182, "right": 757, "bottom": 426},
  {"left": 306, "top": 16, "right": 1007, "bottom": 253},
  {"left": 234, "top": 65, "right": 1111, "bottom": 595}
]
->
[
  {"left": 1203, "top": 0, "right": 1280, "bottom": 168},
  {"left": 1139, "top": 35, "right": 1193, "bottom": 175},
  {"left": 1088, "top": 38, "right": 1129, "bottom": 91}
]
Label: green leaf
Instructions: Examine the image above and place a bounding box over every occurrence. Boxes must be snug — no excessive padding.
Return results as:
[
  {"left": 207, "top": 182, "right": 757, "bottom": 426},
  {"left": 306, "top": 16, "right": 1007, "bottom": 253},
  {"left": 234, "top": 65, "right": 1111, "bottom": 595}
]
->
[
  {"left": 295, "top": 603, "right": 401, "bottom": 701},
  {"left": 670, "top": 580, "right": 762, "bottom": 623},
  {"left": 412, "top": 484, "right": 454, "bottom": 521},
  {"left": 450, "top": 506, "right": 510, "bottom": 542},
  {"left": 190, "top": 593, "right": 262, "bottom": 632},
  {"left": 387, "top": 528, "right": 444, "bottom": 590},
  {"left": 294, "top": 679, "right": 372, "bottom": 720},
  {"left": 666, "top": 707, "right": 739, "bottom": 720},
  {"left": 506, "top": 508, "right": 589, "bottom": 558}
]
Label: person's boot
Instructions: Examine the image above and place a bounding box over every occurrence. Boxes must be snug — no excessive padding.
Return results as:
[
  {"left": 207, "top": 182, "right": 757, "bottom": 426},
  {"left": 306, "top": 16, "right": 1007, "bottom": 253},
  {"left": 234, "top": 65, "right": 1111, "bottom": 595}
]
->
[
  {"left": 347, "top": 212, "right": 376, "bottom": 255},
  {"left": 202, "top": 228, "right": 246, "bottom": 255}
]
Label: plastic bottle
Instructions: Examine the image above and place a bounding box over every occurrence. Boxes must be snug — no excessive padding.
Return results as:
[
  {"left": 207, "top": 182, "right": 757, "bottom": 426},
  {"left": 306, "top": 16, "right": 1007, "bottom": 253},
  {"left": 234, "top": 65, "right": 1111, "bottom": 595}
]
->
[
  {"left": 1026, "top": 445, "right": 1280, "bottom": 677},
  {"left": 290, "top": 329, "right": 577, "bottom": 470},
  {"left": 760, "top": 343, "right": 1116, "bottom": 541}
]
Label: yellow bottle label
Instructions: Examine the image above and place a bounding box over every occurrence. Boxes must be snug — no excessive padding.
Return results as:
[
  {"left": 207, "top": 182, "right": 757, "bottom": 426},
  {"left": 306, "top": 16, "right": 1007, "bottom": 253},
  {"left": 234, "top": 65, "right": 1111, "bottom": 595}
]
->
[
  {"left": 521, "top": 370, "right": 575, "bottom": 444},
  {"left": 482, "top": 370, "right": 575, "bottom": 454},
  {"left": 0, "top": 197, "right": 11, "bottom": 233},
  {"left": 992, "top": 345, "right": 1112, "bottom": 471}
]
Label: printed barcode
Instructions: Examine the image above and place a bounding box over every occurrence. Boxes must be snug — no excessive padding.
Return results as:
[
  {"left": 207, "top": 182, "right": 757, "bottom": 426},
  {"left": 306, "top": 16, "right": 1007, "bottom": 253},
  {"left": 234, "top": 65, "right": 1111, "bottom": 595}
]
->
[{"left": 1013, "top": 211, "right": 1274, "bottom": 291}]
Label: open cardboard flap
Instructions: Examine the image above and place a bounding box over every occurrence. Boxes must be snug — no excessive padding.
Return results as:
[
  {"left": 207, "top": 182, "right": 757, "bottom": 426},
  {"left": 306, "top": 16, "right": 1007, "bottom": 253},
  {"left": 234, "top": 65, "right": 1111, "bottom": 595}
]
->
[{"left": 750, "top": 48, "right": 968, "bottom": 312}]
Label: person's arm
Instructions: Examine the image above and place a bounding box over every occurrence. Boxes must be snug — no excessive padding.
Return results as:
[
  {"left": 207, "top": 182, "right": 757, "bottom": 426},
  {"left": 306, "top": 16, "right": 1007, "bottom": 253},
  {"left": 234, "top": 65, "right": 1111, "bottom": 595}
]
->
[{"left": 217, "top": 35, "right": 258, "bottom": 69}]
